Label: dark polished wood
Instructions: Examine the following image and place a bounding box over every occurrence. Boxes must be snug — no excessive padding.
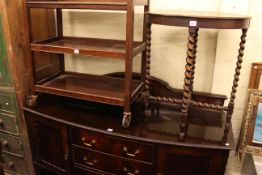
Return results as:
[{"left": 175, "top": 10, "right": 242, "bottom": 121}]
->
[
  {"left": 73, "top": 146, "right": 153, "bottom": 174},
  {"left": 107, "top": 72, "right": 227, "bottom": 106},
  {"left": 157, "top": 145, "right": 229, "bottom": 175},
  {"left": 25, "top": 77, "right": 232, "bottom": 146},
  {"left": 147, "top": 11, "right": 250, "bottom": 141},
  {"left": 35, "top": 72, "right": 143, "bottom": 106},
  {"left": 31, "top": 37, "right": 145, "bottom": 59},
  {"left": 27, "top": 114, "right": 70, "bottom": 175},
  {"left": 149, "top": 10, "right": 251, "bottom": 29},
  {"left": 24, "top": 77, "right": 234, "bottom": 175},
  {"left": 180, "top": 26, "right": 198, "bottom": 140},
  {"left": 71, "top": 128, "right": 154, "bottom": 163}
]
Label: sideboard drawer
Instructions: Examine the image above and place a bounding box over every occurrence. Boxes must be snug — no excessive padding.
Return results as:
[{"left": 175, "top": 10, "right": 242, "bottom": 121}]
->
[
  {"left": 71, "top": 128, "right": 154, "bottom": 163},
  {"left": 0, "top": 132, "right": 23, "bottom": 156},
  {"left": 0, "top": 113, "right": 19, "bottom": 135},
  {"left": 2, "top": 152, "right": 27, "bottom": 175},
  {"left": 73, "top": 146, "right": 153, "bottom": 175},
  {"left": 0, "top": 92, "right": 16, "bottom": 114}
]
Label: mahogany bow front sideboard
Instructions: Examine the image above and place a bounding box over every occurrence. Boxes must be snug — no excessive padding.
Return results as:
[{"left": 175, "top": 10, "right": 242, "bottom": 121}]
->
[
  {"left": 22, "top": 0, "right": 251, "bottom": 174},
  {"left": 24, "top": 78, "right": 234, "bottom": 175}
]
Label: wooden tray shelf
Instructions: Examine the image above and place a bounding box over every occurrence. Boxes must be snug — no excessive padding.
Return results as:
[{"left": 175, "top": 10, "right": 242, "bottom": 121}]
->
[
  {"left": 26, "top": 0, "right": 149, "bottom": 9},
  {"left": 35, "top": 72, "right": 144, "bottom": 106},
  {"left": 31, "top": 37, "right": 146, "bottom": 59}
]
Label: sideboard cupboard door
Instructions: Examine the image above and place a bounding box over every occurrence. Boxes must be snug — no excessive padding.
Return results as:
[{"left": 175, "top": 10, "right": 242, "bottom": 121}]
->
[
  {"left": 25, "top": 112, "right": 71, "bottom": 175},
  {"left": 157, "top": 145, "right": 229, "bottom": 175}
]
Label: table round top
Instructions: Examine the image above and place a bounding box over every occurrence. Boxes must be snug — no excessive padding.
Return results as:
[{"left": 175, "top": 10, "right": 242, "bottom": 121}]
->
[
  {"left": 149, "top": 10, "right": 251, "bottom": 19},
  {"left": 148, "top": 10, "right": 251, "bottom": 29}
]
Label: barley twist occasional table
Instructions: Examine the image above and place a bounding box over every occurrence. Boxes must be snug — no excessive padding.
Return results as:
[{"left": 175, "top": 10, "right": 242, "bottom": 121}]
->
[{"left": 145, "top": 11, "right": 251, "bottom": 141}]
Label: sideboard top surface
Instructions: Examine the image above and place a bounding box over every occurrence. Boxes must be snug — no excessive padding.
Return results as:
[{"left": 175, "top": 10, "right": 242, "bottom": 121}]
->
[{"left": 24, "top": 94, "right": 234, "bottom": 150}]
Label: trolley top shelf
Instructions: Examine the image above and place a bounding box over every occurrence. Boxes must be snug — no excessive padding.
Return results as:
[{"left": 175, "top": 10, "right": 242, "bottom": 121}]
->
[
  {"left": 26, "top": 0, "right": 149, "bottom": 9},
  {"left": 149, "top": 10, "right": 251, "bottom": 29}
]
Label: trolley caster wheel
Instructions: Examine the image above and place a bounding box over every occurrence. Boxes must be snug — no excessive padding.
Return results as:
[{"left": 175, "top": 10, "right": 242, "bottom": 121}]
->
[
  {"left": 26, "top": 95, "right": 39, "bottom": 107},
  {"left": 122, "top": 112, "right": 131, "bottom": 128}
]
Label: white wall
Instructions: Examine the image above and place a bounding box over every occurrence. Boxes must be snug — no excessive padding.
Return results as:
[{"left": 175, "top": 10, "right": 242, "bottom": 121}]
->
[
  {"left": 63, "top": 0, "right": 220, "bottom": 91},
  {"left": 150, "top": 0, "right": 221, "bottom": 11}
]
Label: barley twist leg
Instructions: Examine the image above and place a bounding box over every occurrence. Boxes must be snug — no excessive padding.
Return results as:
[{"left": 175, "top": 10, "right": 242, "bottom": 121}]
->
[
  {"left": 180, "top": 27, "right": 198, "bottom": 141},
  {"left": 144, "top": 23, "right": 152, "bottom": 116},
  {"left": 222, "top": 29, "right": 248, "bottom": 142},
  {"left": 190, "top": 28, "right": 199, "bottom": 91}
]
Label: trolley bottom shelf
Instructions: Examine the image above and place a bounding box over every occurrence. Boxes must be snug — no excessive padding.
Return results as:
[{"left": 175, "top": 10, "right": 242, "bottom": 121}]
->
[{"left": 34, "top": 72, "right": 143, "bottom": 106}]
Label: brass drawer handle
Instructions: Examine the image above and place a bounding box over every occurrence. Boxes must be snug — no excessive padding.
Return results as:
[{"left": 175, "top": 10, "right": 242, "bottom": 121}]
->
[
  {"left": 123, "top": 167, "right": 140, "bottom": 175},
  {"left": 81, "top": 137, "right": 96, "bottom": 147},
  {"left": 83, "top": 156, "right": 97, "bottom": 166},
  {"left": 2, "top": 140, "right": 9, "bottom": 148},
  {"left": 123, "top": 147, "right": 140, "bottom": 157}
]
